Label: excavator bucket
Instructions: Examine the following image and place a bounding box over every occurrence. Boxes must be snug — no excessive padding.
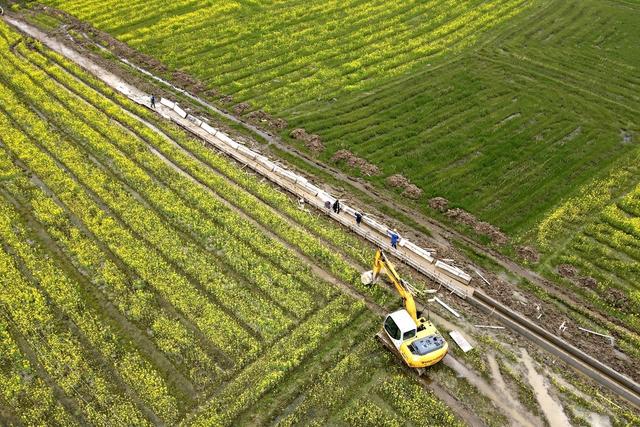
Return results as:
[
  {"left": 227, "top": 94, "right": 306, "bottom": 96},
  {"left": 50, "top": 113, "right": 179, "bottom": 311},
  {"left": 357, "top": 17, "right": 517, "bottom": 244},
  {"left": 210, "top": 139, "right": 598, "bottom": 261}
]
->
[{"left": 361, "top": 270, "right": 374, "bottom": 285}]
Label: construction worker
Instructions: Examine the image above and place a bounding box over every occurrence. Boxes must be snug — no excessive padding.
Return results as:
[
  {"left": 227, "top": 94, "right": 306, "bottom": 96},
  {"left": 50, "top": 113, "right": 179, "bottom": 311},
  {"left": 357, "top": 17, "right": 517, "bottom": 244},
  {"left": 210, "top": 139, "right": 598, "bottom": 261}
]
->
[
  {"left": 150, "top": 94, "right": 156, "bottom": 109},
  {"left": 297, "top": 198, "right": 305, "bottom": 210},
  {"left": 324, "top": 200, "right": 331, "bottom": 211},
  {"left": 355, "top": 211, "right": 363, "bottom": 226},
  {"left": 332, "top": 199, "right": 341, "bottom": 214},
  {"left": 389, "top": 229, "right": 400, "bottom": 249}
]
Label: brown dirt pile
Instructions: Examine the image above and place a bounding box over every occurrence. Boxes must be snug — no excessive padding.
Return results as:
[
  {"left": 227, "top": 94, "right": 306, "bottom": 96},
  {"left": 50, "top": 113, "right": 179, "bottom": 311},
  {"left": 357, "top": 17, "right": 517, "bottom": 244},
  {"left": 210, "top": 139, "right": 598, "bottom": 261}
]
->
[
  {"left": 247, "top": 110, "right": 288, "bottom": 130},
  {"left": 233, "top": 102, "right": 250, "bottom": 115},
  {"left": 385, "top": 174, "right": 423, "bottom": 199},
  {"left": 290, "top": 128, "right": 325, "bottom": 153},
  {"left": 557, "top": 264, "right": 578, "bottom": 278},
  {"left": 445, "top": 208, "right": 508, "bottom": 245},
  {"left": 331, "top": 150, "right": 380, "bottom": 176},
  {"left": 517, "top": 246, "right": 540, "bottom": 263},
  {"left": 428, "top": 197, "right": 449, "bottom": 212}
]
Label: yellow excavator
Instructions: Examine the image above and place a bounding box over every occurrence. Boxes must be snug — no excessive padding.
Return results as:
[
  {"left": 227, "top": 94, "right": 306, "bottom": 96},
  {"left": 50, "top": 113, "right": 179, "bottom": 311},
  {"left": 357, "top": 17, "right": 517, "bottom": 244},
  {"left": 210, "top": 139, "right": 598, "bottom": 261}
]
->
[{"left": 362, "top": 249, "right": 448, "bottom": 370}]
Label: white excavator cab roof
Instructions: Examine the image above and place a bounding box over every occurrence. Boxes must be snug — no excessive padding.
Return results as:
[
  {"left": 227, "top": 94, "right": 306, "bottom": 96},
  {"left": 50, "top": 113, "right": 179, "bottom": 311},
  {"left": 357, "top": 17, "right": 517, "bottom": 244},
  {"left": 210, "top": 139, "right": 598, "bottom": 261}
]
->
[{"left": 388, "top": 309, "right": 416, "bottom": 335}]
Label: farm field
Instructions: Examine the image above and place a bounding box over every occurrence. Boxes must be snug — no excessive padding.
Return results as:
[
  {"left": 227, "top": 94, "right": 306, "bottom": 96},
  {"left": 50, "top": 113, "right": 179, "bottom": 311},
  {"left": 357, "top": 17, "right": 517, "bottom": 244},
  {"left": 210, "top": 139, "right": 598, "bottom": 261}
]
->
[
  {"left": 0, "top": 21, "right": 468, "bottom": 426},
  {"left": 37, "top": 0, "right": 640, "bottom": 353}
]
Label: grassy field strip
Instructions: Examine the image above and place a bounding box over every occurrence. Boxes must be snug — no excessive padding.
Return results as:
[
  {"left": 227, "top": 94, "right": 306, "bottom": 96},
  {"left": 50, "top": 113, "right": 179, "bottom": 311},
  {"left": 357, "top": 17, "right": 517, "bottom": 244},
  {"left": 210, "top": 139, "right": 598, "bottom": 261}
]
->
[
  {"left": 0, "top": 316, "right": 79, "bottom": 426},
  {"left": 46, "top": 0, "right": 530, "bottom": 111},
  {"left": 185, "top": 296, "right": 365, "bottom": 426},
  {"left": 0, "top": 78, "right": 257, "bottom": 369},
  {"left": 0, "top": 155, "right": 223, "bottom": 393},
  {"left": 235, "top": 311, "right": 378, "bottom": 425},
  {"left": 13, "top": 45, "right": 338, "bottom": 319},
  {"left": 0, "top": 195, "right": 180, "bottom": 423},
  {"left": 0, "top": 221, "right": 150, "bottom": 426}
]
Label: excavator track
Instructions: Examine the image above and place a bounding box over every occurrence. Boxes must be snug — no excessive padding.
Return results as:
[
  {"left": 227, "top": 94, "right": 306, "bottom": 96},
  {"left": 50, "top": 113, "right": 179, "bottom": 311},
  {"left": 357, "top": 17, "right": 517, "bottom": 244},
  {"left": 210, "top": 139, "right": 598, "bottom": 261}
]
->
[{"left": 375, "top": 331, "right": 426, "bottom": 376}]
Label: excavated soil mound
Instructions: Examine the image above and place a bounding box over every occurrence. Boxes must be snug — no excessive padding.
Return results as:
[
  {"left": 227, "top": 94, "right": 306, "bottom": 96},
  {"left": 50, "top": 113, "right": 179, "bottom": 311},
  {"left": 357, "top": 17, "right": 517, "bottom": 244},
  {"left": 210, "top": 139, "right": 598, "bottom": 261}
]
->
[
  {"left": 557, "top": 264, "right": 578, "bottom": 278},
  {"left": 386, "top": 174, "right": 422, "bottom": 199},
  {"left": 605, "top": 288, "right": 630, "bottom": 310},
  {"left": 331, "top": 150, "right": 380, "bottom": 176},
  {"left": 387, "top": 174, "right": 410, "bottom": 188},
  {"left": 429, "top": 197, "right": 449, "bottom": 212},
  {"left": 517, "top": 246, "right": 540, "bottom": 263},
  {"left": 233, "top": 102, "right": 250, "bottom": 115},
  {"left": 445, "top": 208, "right": 509, "bottom": 245},
  {"left": 290, "top": 128, "right": 325, "bottom": 153},
  {"left": 247, "top": 110, "right": 288, "bottom": 130},
  {"left": 403, "top": 184, "right": 423, "bottom": 200},
  {"left": 578, "top": 276, "right": 598, "bottom": 290}
]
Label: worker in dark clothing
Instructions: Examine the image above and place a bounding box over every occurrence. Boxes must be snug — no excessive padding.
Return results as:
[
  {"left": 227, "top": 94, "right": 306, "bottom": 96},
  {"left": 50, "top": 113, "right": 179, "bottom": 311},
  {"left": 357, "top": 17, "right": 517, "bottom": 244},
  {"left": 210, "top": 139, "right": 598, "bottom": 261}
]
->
[
  {"left": 324, "top": 200, "right": 331, "bottom": 211},
  {"left": 150, "top": 94, "right": 156, "bottom": 109},
  {"left": 332, "top": 199, "right": 341, "bottom": 214},
  {"left": 389, "top": 229, "right": 400, "bottom": 249},
  {"left": 355, "top": 211, "right": 362, "bottom": 226}
]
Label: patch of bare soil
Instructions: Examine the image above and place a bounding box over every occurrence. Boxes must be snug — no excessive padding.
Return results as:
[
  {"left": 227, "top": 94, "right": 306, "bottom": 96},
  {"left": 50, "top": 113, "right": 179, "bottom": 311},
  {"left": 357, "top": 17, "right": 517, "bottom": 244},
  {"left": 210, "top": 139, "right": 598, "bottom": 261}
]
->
[
  {"left": 472, "top": 265, "right": 640, "bottom": 383},
  {"left": 557, "top": 264, "right": 578, "bottom": 278},
  {"left": 331, "top": 150, "right": 380, "bottom": 176},
  {"left": 517, "top": 246, "right": 540, "bottom": 263},
  {"left": 37, "top": 6, "right": 168, "bottom": 72},
  {"left": 386, "top": 174, "right": 423, "bottom": 200},
  {"left": 445, "top": 208, "right": 508, "bottom": 245},
  {"left": 233, "top": 102, "right": 250, "bottom": 115},
  {"left": 247, "top": 110, "right": 288, "bottom": 130},
  {"left": 219, "top": 95, "right": 233, "bottom": 104},
  {"left": 290, "top": 128, "right": 325, "bottom": 153},
  {"left": 429, "top": 197, "right": 449, "bottom": 212}
]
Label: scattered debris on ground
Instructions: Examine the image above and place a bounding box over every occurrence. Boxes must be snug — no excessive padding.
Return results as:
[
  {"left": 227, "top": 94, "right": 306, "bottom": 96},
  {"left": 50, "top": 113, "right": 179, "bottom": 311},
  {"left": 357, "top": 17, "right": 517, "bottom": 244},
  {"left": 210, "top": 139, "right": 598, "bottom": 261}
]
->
[
  {"left": 429, "top": 197, "right": 449, "bottom": 212},
  {"left": 290, "top": 128, "right": 325, "bottom": 153},
  {"left": 445, "top": 208, "right": 508, "bottom": 245},
  {"left": 331, "top": 149, "right": 380, "bottom": 176},
  {"left": 386, "top": 174, "right": 423, "bottom": 199},
  {"left": 620, "top": 129, "right": 633, "bottom": 144}
]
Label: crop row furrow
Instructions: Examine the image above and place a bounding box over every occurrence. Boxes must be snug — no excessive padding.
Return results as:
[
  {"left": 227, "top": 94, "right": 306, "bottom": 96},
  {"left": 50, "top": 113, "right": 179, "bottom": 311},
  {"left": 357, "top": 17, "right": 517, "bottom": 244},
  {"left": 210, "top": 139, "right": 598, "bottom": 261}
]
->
[
  {"left": 1, "top": 49, "right": 301, "bottom": 342},
  {"left": 0, "top": 77, "right": 255, "bottom": 368},
  {"left": 0, "top": 195, "right": 180, "bottom": 424},
  {"left": 0, "top": 236, "right": 150, "bottom": 426},
  {"left": 0, "top": 156, "right": 222, "bottom": 392}
]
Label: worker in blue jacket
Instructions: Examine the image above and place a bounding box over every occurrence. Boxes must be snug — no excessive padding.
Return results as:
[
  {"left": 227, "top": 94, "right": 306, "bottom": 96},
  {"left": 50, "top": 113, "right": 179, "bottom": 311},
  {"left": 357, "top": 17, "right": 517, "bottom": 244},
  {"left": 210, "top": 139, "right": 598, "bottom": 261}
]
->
[{"left": 389, "top": 229, "right": 400, "bottom": 249}]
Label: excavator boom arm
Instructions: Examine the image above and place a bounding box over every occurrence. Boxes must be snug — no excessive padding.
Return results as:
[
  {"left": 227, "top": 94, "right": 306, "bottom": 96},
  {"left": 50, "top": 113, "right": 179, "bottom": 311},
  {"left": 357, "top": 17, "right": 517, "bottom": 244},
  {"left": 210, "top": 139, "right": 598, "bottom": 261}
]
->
[{"left": 372, "top": 249, "right": 418, "bottom": 321}]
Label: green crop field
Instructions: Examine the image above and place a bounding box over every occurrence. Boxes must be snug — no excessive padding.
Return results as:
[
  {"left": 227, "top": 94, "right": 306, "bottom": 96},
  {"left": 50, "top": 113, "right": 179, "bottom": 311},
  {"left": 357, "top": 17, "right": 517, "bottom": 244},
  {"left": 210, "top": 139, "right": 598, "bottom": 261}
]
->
[
  {"left": 0, "top": 21, "right": 468, "bottom": 426},
  {"left": 40, "top": 0, "right": 640, "bottom": 341}
]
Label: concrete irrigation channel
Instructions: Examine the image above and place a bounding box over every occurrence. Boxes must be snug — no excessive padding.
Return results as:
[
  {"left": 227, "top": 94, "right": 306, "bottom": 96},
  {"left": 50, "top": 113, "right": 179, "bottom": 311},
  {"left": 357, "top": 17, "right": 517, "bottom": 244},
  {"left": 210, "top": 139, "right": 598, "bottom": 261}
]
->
[{"left": 6, "top": 15, "right": 640, "bottom": 412}]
